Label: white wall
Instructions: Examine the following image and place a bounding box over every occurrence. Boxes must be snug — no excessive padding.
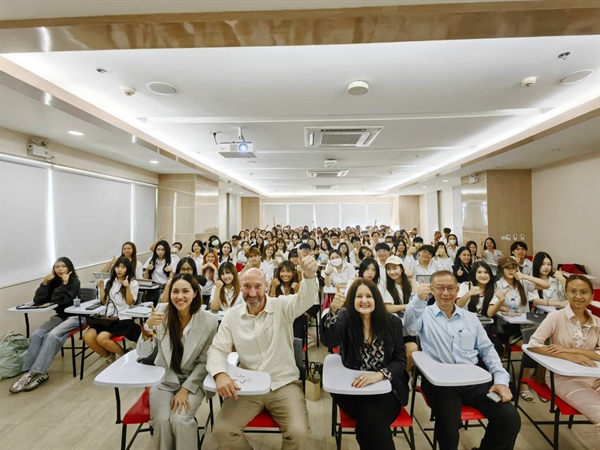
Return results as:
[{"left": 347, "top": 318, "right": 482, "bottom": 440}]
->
[
  {"left": 439, "top": 187, "right": 454, "bottom": 235},
  {"left": 532, "top": 152, "right": 600, "bottom": 287}
]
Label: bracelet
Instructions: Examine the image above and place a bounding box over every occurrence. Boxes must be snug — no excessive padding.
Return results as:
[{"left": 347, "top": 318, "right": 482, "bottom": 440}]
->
[{"left": 379, "top": 368, "right": 392, "bottom": 380}]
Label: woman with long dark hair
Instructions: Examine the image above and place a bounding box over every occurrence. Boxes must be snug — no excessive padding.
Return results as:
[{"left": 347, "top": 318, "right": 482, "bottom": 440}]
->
[
  {"left": 101, "top": 241, "right": 142, "bottom": 279},
  {"left": 530, "top": 252, "right": 568, "bottom": 307},
  {"left": 10, "top": 257, "right": 81, "bottom": 393},
  {"left": 85, "top": 257, "right": 140, "bottom": 363},
  {"left": 160, "top": 257, "right": 207, "bottom": 304},
  {"left": 210, "top": 262, "right": 243, "bottom": 313},
  {"left": 137, "top": 274, "right": 218, "bottom": 449},
  {"left": 456, "top": 261, "right": 501, "bottom": 316},
  {"left": 452, "top": 246, "right": 473, "bottom": 284},
  {"left": 321, "top": 278, "right": 409, "bottom": 450}
]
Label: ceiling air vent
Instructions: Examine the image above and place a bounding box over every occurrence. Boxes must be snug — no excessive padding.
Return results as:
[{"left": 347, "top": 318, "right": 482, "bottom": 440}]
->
[
  {"left": 307, "top": 170, "right": 349, "bottom": 178},
  {"left": 311, "top": 185, "right": 336, "bottom": 190},
  {"left": 305, "top": 126, "right": 382, "bottom": 147}
]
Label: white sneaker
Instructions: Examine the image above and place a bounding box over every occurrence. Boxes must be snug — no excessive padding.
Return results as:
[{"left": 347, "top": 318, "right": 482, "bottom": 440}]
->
[
  {"left": 23, "top": 373, "right": 49, "bottom": 391},
  {"left": 105, "top": 353, "right": 116, "bottom": 364},
  {"left": 9, "top": 372, "right": 34, "bottom": 394}
]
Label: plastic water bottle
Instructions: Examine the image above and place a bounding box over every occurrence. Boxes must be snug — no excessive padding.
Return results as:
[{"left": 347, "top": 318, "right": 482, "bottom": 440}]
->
[{"left": 508, "top": 297, "right": 517, "bottom": 317}]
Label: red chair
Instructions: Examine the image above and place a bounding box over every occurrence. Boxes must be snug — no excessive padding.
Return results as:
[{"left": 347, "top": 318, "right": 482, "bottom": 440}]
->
[
  {"left": 334, "top": 406, "right": 415, "bottom": 450},
  {"left": 557, "top": 264, "right": 588, "bottom": 275},
  {"left": 411, "top": 385, "right": 487, "bottom": 449},
  {"left": 515, "top": 360, "right": 591, "bottom": 450}
]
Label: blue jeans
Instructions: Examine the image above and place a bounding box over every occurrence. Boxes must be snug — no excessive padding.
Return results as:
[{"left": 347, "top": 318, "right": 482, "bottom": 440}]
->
[{"left": 22, "top": 316, "right": 82, "bottom": 374}]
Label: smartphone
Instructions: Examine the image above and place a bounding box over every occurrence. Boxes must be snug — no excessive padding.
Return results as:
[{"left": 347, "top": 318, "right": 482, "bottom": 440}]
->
[
  {"left": 416, "top": 275, "right": 431, "bottom": 284},
  {"left": 85, "top": 302, "right": 102, "bottom": 310}
]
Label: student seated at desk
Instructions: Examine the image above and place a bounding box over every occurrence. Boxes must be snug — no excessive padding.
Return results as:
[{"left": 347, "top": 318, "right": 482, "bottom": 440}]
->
[
  {"left": 10, "top": 257, "right": 81, "bottom": 393},
  {"left": 210, "top": 262, "right": 244, "bottom": 313},
  {"left": 528, "top": 275, "right": 600, "bottom": 435},
  {"left": 143, "top": 240, "right": 173, "bottom": 304},
  {"left": 322, "top": 278, "right": 409, "bottom": 450},
  {"left": 160, "top": 257, "right": 207, "bottom": 304},
  {"left": 404, "top": 270, "right": 521, "bottom": 450},
  {"left": 101, "top": 241, "right": 143, "bottom": 280},
  {"left": 84, "top": 257, "right": 140, "bottom": 363},
  {"left": 137, "top": 274, "right": 218, "bottom": 450}
]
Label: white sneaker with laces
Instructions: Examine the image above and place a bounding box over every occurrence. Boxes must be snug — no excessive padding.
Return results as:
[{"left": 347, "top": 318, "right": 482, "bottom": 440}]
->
[
  {"left": 9, "top": 372, "right": 35, "bottom": 394},
  {"left": 23, "top": 373, "right": 49, "bottom": 391}
]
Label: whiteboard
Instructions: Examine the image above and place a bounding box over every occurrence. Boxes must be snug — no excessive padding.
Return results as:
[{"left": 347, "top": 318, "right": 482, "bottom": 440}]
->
[
  {"left": 53, "top": 169, "right": 131, "bottom": 268},
  {"left": 0, "top": 160, "right": 53, "bottom": 286}
]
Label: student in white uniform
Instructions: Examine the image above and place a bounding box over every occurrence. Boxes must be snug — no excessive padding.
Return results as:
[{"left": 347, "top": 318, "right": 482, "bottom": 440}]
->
[
  {"left": 510, "top": 241, "right": 533, "bottom": 275},
  {"left": 210, "top": 262, "right": 244, "bottom": 313},
  {"left": 481, "top": 237, "right": 503, "bottom": 275},
  {"left": 529, "top": 252, "right": 568, "bottom": 307},
  {"left": 200, "top": 249, "right": 219, "bottom": 306},
  {"left": 433, "top": 242, "right": 453, "bottom": 271},
  {"left": 456, "top": 261, "right": 501, "bottom": 316},
  {"left": 143, "top": 240, "right": 173, "bottom": 304},
  {"left": 274, "top": 238, "right": 289, "bottom": 265},
  {"left": 189, "top": 240, "right": 205, "bottom": 273},
  {"left": 101, "top": 241, "right": 143, "bottom": 280},
  {"left": 323, "top": 249, "right": 356, "bottom": 309},
  {"left": 445, "top": 234, "right": 459, "bottom": 261},
  {"left": 218, "top": 241, "right": 236, "bottom": 266},
  {"left": 85, "top": 257, "right": 140, "bottom": 363},
  {"left": 412, "top": 245, "right": 441, "bottom": 278},
  {"left": 345, "top": 257, "right": 386, "bottom": 299},
  {"left": 260, "top": 244, "right": 277, "bottom": 285}
]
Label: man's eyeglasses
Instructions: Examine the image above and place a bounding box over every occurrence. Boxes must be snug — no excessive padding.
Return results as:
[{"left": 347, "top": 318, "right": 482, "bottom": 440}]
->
[
  {"left": 566, "top": 289, "right": 592, "bottom": 297},
  {"left": 433, "top": 286, "right": 458, "bottom": 294}
]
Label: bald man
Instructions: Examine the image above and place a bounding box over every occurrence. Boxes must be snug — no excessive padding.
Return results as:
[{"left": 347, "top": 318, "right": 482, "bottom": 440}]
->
[{"left": 207, "top": 255, "right": 319, "bottom": 450}]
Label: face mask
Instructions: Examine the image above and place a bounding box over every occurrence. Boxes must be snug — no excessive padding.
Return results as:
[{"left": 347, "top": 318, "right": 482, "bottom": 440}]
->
[
  {"left": 211, "top": 240, "right": 219, "bottom": 246},
  {"left": 330, "top": 259, "right": 343, "bottom": 267},
  {"left": 171, "top": 248, "right": 180, "bottom": 253},
  {"left": 449, "top": 239, "right": 456, "bottom": 245},
  {"left": 302, "top": 239, "right": 308, "bottom": 243}
]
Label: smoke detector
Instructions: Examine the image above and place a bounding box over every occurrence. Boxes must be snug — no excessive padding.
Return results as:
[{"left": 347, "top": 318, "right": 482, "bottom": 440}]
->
[
  {"left": 347, "top": 80, "right": 369, "bottom": 95},
  {"left": 323, "top": 159, "right": 338, "bottom": 168},
  {"left": 521, "top": 76, "right": 537, "bottom": 88}
]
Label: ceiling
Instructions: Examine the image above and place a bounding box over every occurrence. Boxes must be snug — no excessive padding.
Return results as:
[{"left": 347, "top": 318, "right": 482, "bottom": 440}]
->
[{"left": 1, "top": 2, "right": 599, "bottom": 197}]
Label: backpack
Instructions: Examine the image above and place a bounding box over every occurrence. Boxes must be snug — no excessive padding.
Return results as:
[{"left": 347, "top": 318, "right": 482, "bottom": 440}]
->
[{"left": 0, "top": 331, "right": 29, "bottom": 380}]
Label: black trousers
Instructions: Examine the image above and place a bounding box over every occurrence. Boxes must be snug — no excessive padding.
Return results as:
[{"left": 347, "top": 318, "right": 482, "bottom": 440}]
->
[
  {"left": 420, "top": 379, "right": 521, "bottom": 450},
  {"left": 335, "top": 391, "right": 401, "bottom": 450}
]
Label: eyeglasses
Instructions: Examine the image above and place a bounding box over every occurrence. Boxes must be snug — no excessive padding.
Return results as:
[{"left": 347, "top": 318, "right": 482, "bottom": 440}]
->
[
  {"left": 434, "top": 286, "right": 458, "bottom": 294},
  {"left": 566, "top": 289, "right": 592, "bottom": 297}
]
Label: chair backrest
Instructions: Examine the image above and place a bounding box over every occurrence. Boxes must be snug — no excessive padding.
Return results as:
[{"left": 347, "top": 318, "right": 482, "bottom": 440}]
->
[
  {"left": 135, "top": 291, "right": 143, "bottom": 304},
  {"left": 293, "top": 337, "right": 306, "bottom": 382},
  {"left": 79, "top": 288, "right": 97, "bottom": 301}
]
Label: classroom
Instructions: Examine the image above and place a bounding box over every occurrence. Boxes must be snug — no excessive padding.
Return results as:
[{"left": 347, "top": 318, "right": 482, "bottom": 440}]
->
[{"left": 0, "top": 1, "right": 599, "bottom": 450}]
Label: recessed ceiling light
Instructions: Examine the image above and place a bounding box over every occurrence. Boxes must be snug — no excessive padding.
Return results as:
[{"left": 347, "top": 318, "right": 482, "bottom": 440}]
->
[
  {"left": 550, "top": 148, "right": 561, "bottom": 152},
  {"left": 68, "top": 130, "right": 84, "bottom": 136},
  {"left": 240, "top": 192, "right": 244, "bottom": 194},
  {"left": 560, "top": 70, "right": 593, "bottom": 84},
  {"left": 149, "top": 160, "right": 159, "bottom": 164},
  {"left": 422, "top": 186, "right": 427, "bottom": 189},
  {"left": 228, "top": 188, "right": 233, "bottom": 191},
  {"left": 147, "top": 82, "right": 178, "bottom": 95},
  {"left": 347, "top": 80, "right": 369, "bottom": 96},
  {"left": 442, "top": 179, "right": 449, "bottom": 183}
]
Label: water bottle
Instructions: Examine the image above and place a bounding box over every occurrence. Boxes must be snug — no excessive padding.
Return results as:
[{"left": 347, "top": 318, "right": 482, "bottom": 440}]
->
[{"left": 508, "top": 297, "right": 517, "bottom": 317}]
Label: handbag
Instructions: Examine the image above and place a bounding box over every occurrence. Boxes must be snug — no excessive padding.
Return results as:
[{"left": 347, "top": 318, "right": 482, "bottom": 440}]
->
[{"left": 87, "top": 298, "right": 120, "bottom": 327}]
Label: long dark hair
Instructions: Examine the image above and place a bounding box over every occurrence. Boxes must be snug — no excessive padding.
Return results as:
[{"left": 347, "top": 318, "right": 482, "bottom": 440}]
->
[
  {"left": 394, "top": 238, "right": 408, "bottom": 258},
  {"left": 468, "top": 261, "right": 495, "bottom": 315},
  {"left": 358, "top": 257, "right": 380, "bottom": 285},
  {"left": 48, "top": 257, "right": 78, "bottom": 289},
  {"left": 273, "top": 261, "right": 299, "bottom": 296},
  {"left": 217, "top": 262, "right": 241, "bottom": 307},
  {"left": 338, "top": 243, "right": 350, "bottom": 263},
  {"left": 166, "top": 274, "right": 202, "bottom": 374},
  {"left": 121, "top": 242, "right": 138, "bottom": 274},
  {"left": 345, "top": 278, "right": 391, "bottom": 343},
  {"left": 532, "top": 252, "right": 554, "bottom": 299},
  {"left": 104, "top": 257, "right": 134, "bottom": 303},
  {"left": 496, "top": 263, "right": 528, "bottom": 307},
  {"left": 385, "top": 262, "right": 412, "bottom": 305},
  {"left": 149, "top": 240, "right": 171, "bottom": 276}
]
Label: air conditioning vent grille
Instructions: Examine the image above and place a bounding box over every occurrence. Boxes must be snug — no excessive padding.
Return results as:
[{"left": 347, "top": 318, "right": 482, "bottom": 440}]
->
[
  {"left": 305, "top": 126, "right": 383, "bottom": 147},
  {"left": 307, "top": 170, "right": 349, "bottom": 178}
]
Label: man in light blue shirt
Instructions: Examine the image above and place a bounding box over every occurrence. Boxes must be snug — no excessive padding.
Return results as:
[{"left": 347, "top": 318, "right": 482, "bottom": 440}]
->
[{"left": 404, "top": 270, "right": 520, "bottom": 450}]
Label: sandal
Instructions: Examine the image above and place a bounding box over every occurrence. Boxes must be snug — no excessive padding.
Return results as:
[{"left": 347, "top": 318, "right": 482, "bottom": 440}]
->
[
  {"left": 520, "top": 391, "right": 536, "bottom": 403},
  {"left": 537, "top": 393, "right": 549, "bottom": 403}
]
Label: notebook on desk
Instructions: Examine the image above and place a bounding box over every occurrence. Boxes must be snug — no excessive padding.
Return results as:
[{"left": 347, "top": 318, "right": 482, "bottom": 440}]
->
[
  {"left": 526, "top": 312, "right": 547, "bottom": 323},
  {"left": 93, "top": 272, "right": 111, "bottom": 281},
  {"left": 16, "top": 302, "right": 53, "bottom": 310}
]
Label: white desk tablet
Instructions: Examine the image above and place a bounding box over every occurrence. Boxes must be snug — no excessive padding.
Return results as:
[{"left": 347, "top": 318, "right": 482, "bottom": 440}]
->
[
  {"left": 412, "top": 351, "right": 492, "bottom": 387},
  {"left": 204, "top": 364, "right": 271, "bottom": 395},
  {"left": 322, "top": 353, "right": 391, "bottom": 395},
  {"left": 522, "top": 344, "right": 600, "bottom": 378},
  {"left": 94, "top": 350, "right": 166, "bottom": 388}
]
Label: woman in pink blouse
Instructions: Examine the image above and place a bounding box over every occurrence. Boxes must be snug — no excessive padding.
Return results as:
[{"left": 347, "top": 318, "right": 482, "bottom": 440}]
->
[{"left": 528, "top": 275, "right": 600, "bottom": 435}]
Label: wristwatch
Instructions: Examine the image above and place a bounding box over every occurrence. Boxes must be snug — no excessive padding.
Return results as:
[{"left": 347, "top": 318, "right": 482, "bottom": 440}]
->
[{"left": 379, "top": 367, "right": 392, "bottom": 380}]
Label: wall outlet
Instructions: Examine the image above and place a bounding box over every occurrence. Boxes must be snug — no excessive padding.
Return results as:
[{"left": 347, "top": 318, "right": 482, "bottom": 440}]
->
[
  {"left": 520, "top": 234, "right": 525, "bottom": 240},
  {"left": 513, "top": 234, "right": 518, "bottom": 240}
]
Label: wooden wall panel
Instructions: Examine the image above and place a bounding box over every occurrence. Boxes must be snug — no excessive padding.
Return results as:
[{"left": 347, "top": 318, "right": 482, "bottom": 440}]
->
[
  {"left": 241, "top": 197, "right": 260, "bottom": 230},
  {"left": 398, "top": 195, "right": 420, "bottom": 231}
]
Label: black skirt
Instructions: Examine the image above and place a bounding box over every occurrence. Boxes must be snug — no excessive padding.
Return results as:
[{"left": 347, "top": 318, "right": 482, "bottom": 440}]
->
[{"left": 88, "top": 318, "right": 141, "bottom": 341}]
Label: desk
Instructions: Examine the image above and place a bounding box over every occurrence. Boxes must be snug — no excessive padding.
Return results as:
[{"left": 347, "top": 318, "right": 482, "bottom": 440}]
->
[
  {"left": 412, "top": 351, "right": 492, "bottom": 387},
  {"left": 7, "top": 304, "right": 57, "bottom": 338},
  {"left": 497, "top": 313, "right": 536, "bottom": 325},
  {"left": 322, "top": 354, "right": 391, "bottom": 395},
  {"left": 522, "top": 344, "right": 600, "bottom": 378},
  {"left": 535, "top": 305, "right": 558, "bottom": 314},
  {"left": 204, "top": 364, "right": 271, "bottom": 395},
  {"left": 478, "top": 316, "right": 494, "bottom": 326},
  {"left": 64, "top": 299, "right": 103, "bottom": 315},
  {"left": 120, "top": 302, "right": 153, "bottom": 319}
]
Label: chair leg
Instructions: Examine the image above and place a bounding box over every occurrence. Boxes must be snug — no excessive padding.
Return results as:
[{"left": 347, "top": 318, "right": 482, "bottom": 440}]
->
[
  {"left": 553, "top": 410, "right": 560, "bottom": 450},
  {"left": 70, "top": 334, "right": 77, "bottom": 378},
  {"left": 79, "top": 339, "right": 86, "bottom": 380},
  {"left": 121, "top": 424, "right": 128, "bottom": 450}
]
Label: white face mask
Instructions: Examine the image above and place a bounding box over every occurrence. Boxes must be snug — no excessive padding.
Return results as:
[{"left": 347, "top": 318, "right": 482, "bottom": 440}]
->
[
  {"left": 211, "top": 240, "right": 219, "bottom": 246},
  {"left": 171, "top": 248, "right": 180, "bottom": 253},
  {"left": 330, "top": 259, "right": 343, "bottom": 267},
  {"left": 449, "top": 239, "right": 457, "bottom": 245}
]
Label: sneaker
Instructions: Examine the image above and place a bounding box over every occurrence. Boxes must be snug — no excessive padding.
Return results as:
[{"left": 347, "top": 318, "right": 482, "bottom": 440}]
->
[
  {"left": 9, "top": 372, "right": 34, "bottom": 394},
  {"left": 105, "top": 353, "right": 116, "bottom": 364},
  {"left": 23, "top": 373, "right": 49, "bottom": 391}
]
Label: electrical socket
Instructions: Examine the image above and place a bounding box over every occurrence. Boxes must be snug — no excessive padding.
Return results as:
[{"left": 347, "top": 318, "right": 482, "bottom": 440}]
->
[
  {"left": 520, "top": 234, "right": 525, "bottom": 240},
  {"left": 513, "top": 234, "right": 518, "bottom": 240}
]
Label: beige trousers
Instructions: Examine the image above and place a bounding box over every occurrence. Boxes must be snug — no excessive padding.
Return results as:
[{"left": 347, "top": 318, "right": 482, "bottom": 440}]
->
[
  {"left": 553, "top": 374, "right": 600, "bottom": 435},
  {"left": 213, "top": 381, "right": 310, "bottom": 450}
]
